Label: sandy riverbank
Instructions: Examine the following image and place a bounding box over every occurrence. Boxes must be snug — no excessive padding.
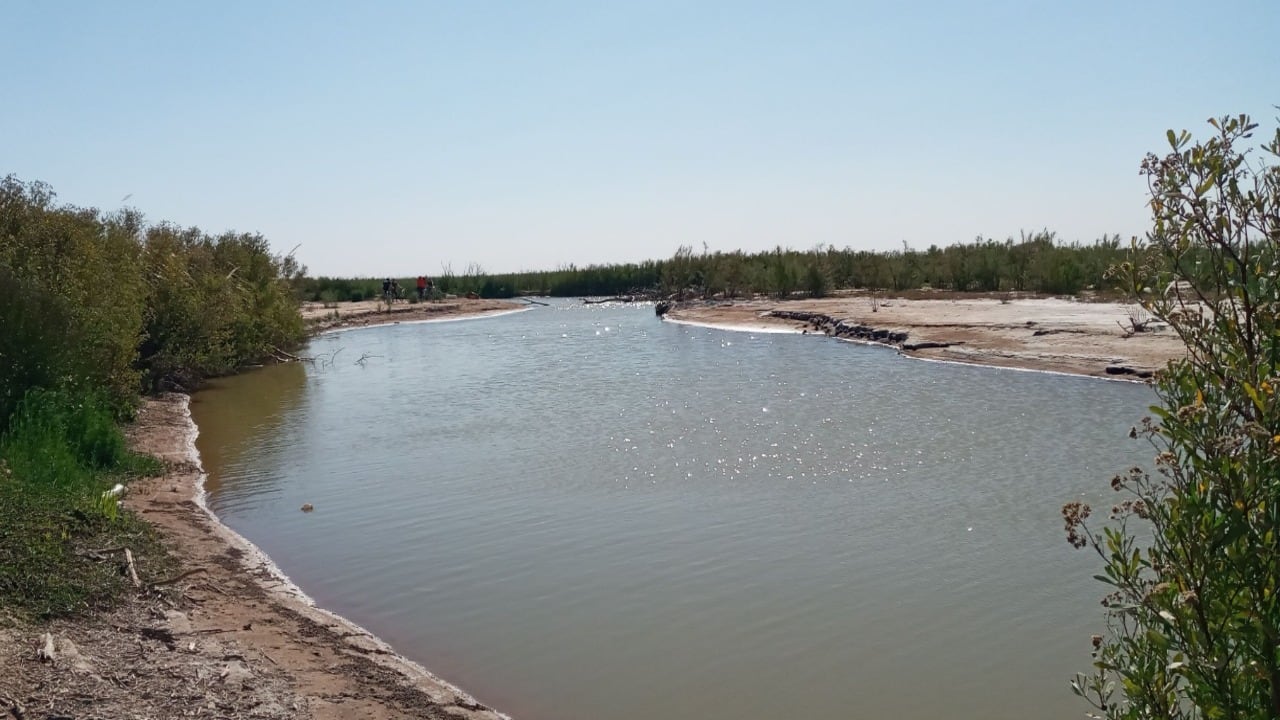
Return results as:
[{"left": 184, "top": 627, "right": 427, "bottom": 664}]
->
[
  {"left": 0, "top": 394, "right": 508, "bottom": 720},
  {"left": 303, "top": 298, "right": 525, "bottom": 334},
  {"left": 665, "top": 293, "right": 1185, "bottom": 380}
]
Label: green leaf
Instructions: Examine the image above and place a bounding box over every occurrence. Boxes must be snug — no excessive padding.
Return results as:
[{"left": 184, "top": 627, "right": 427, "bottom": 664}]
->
[
  {"left": 1146, "top": 629, "right": 1169, "bottom": 650},
  {"left": 1167, "top": 129, "right": 1178, "bottom": 149},
  {"left": 1243, "top": 382, "right": 1264, "bottom": 412}
]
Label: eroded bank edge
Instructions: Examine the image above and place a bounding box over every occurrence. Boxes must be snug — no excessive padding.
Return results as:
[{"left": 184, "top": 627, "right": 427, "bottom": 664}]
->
[{"left": 661, "top": 312, "right": 1152, "bottom": 384}]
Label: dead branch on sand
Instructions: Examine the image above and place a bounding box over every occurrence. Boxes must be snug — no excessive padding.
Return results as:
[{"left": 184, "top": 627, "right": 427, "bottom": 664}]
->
[{"left": 149, "top": 567, "right": 209, "bottom": 588}]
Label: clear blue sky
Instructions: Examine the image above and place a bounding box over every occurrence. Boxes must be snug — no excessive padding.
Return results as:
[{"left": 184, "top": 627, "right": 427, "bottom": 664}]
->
[{"left": 3, "top": 1, "right": 1277, "bottom": 277}]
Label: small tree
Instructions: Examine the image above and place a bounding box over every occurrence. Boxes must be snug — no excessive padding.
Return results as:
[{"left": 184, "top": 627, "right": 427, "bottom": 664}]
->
[
  {"left": 660, "top": 245, "right": 695, "bottom": 298},
  {"left": 1065, "top": 114, "right": 1280, "bottom": 718},
  {"left": 804, "top": 256, "right": 830, "bottom": 298}
]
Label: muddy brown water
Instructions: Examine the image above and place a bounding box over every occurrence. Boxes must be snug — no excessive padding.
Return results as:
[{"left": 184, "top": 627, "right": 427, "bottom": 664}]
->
[{"left": 191, "top": 300, "right": 1155, "bottom": 720}]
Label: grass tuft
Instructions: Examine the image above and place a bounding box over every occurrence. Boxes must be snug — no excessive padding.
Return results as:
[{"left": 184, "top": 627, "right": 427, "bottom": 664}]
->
[{"left": 0, "top": 390, "right": 173, "bottom": 619}]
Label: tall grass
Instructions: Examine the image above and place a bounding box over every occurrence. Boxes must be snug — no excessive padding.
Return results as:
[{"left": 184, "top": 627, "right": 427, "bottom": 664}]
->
[
  {"left": 3, "top": 389, "right": 128, "bottom": 491},
  {"left": 0, "top": 390, "right": 166, "bottom": 618}
]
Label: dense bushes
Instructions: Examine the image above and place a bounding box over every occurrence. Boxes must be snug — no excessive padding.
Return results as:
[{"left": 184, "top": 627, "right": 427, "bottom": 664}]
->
[
  {"left": 660, "top": 232, "right": 1129, "bottom": 298},
  {"left": 0, "top": 182, "right": 148, "bottom": 420},
  {"left": 0, "top": 175, "right": 302, "bottom": 617},
  {"left": 297, "top": 276, "right": 385, "bottom": 303},
  {"left": 136, "top": 224, "right": 306, "bottom": 391},
  {"left": 0, "top": 175, "right": 306, "bottom": 416}
]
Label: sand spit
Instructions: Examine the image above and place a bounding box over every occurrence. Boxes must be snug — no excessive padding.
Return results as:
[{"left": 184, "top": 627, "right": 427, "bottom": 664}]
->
[
  {"left": 665, "top": 294, "right": 1185, "bottom": 380},
  {"left": 304, "top": 297, "right": 527, "bottom": 334},
  {"left": 0, "top": 394, "right": 509, "bottom": 720}
]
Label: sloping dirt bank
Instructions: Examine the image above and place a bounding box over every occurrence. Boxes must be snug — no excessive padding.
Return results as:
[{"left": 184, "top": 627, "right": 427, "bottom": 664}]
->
[
  {"left": 665, "top": 295, "right": 1184, "bottom": 379},
  {"left": 303, "top": 298, "right": 524, "bottom": 333},
  {"left": 0, "top": 394, "right": 508, "bottom": 720}
]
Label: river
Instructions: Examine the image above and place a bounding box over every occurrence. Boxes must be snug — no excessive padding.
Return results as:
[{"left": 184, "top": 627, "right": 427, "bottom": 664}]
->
[{"left": 190, "top": 300, "right": 1154, "bottom": 720}]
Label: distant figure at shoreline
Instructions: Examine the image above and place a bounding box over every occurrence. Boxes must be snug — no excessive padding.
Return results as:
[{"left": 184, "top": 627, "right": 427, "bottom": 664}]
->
[
  {"left": 416, "top": 275, "right": 426, "bottom": 300},
  {"left": 382, "top": 278, "right": 391, "bottom": 303}
]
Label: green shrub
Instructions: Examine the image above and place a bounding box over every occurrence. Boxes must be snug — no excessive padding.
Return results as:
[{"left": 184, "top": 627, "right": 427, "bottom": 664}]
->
[
  {"left": 1, "top": 176, "right": 306, "bottom": 401},
  {"left": 804, "top": 260, "right": 829, "bottom": 298},
  {"left": 1065, "top": 114, "right": 1280, "bottom": 718},
  {"left": 0, "top": 176, "right": 295, "bottom": 618},
  {"left": 0, "top": 266, "right": 79, "bottom": 429}
]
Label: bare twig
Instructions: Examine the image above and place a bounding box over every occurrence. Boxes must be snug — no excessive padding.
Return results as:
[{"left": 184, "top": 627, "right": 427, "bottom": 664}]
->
[
  {"left": 1, "top": 693, "right": 26, "bottom": 720},
  {"left": 124, "top": 548, "right": 141, "bottom": 588},
  {"left": 268, "top": 345, "right": 313, "bottom": 363},
  {"left": 316, "top": 347, "right": 345, "bottom": 369},
  {"left": 198, "top": 580, "right": 229, "bottom": 597},
  {"left": 90, "top": 545, "right": 128, "bottom": 554},
  {"left": 149, "top": 567, "right": 209, "bottom": 588},
  {"left": 1117, "top": 306, "right": 1151, "bottom": 337}
]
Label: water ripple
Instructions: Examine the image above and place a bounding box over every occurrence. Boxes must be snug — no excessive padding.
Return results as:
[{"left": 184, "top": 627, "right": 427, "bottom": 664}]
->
[{"left": 195, "top": 299, "right": 1154, "bottom": 720}]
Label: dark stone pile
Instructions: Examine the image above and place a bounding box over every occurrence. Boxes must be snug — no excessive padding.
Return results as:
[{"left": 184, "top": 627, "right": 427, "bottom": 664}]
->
[
  {"left": 1104, "top": 365, "right": 1155, "bottom": 379},
  {"left": 768, "top": 310, "right": 911, "bottom": 346}
]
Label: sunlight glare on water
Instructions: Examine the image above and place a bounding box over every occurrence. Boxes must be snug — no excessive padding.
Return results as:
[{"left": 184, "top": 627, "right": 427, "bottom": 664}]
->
[{"left": 192, "top": 299, "right": 1154, "bottom": 720}]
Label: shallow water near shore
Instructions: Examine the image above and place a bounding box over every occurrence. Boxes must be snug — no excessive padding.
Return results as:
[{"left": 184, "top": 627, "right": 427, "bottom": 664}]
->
[{"left": 192, "top": 299, "right": 1155, "bottom": 720}]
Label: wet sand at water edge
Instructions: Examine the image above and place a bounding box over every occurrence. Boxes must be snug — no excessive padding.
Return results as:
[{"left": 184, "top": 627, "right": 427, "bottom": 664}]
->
[
  {"left": 0, "top": 394, "right": 508, "bottom": 720},
  {"left": 0, "top": 300, "right": 526, "bottom": 720}
]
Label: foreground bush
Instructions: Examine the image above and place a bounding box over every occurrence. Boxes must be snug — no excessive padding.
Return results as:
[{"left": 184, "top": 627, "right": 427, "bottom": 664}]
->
[
  {"left": 1065, "top": 114, "right": 1280, "bottom": 717},
  {"left": 0, "top": 176, "right": 301, "bottom": 617},
  {"left": 0, "top": 175, "right": 306, "bottom": 419}
]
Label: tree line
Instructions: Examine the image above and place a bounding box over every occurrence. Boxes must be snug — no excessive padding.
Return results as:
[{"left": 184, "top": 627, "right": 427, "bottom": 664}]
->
[{"left": 301, "top": 231, "right": 1133, "bottom": 302}]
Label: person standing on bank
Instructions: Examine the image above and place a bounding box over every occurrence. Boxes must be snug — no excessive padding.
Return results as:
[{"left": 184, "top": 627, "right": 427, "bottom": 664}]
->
[{"left": 417, "top": 275, "right": 426, "bottom": 300}]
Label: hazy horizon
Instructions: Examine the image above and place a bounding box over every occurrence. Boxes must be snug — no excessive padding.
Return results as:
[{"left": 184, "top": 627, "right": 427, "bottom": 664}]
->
[{"left": 4, "top": 1, "right": 1276, "bottom": 276}]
